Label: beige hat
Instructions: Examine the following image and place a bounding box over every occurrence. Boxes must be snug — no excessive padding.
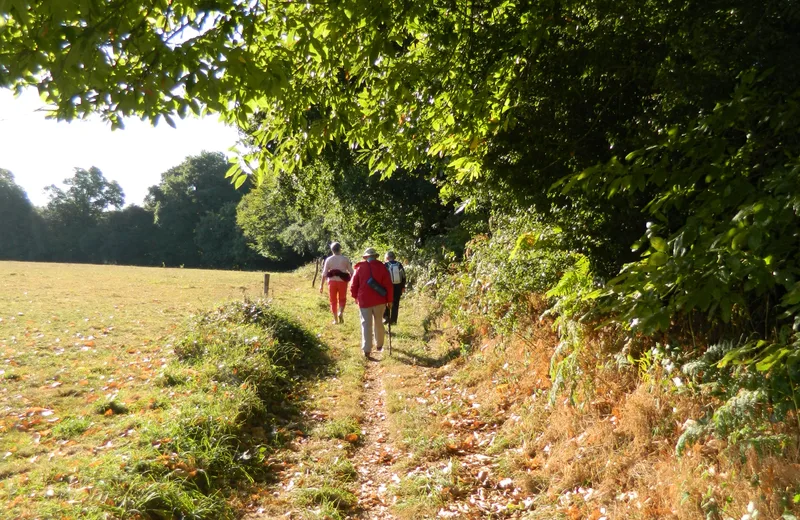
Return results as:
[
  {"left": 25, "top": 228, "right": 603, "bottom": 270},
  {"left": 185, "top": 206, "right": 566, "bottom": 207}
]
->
[{"left": 362, "top": 247, "right": 378, "bottom": 258}]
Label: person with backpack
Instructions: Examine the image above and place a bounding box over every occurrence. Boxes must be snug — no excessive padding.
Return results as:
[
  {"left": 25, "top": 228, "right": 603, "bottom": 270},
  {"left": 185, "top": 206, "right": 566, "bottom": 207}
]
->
[
  {"left": 383, "top": 251, "right": 406, "bottom": 325},
  {"left": 319, "top": 242, "right": 354, "bottom": 325},
  {"left": 351, "top": 247, "right": 394, "bottom": 359}
]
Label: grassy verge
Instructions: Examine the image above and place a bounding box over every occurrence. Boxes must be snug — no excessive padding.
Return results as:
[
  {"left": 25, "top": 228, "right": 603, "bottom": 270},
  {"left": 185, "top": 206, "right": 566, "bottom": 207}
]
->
[{"left": 109, "top": 299, "right": 330, "bottom": 518}]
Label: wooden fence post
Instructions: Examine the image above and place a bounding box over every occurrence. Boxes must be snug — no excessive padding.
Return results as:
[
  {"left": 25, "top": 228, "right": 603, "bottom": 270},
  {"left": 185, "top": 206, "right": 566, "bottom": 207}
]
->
[
  {"left": 264, "top": 273, "right": 270, "bottom": 296},
  {"left": 312, "top": 257, "right": 321, "bottom": 288}
]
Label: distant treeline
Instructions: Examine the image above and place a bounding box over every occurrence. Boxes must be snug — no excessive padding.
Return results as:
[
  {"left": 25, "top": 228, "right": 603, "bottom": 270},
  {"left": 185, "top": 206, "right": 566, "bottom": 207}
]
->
[
  {"left": 1, "top": 149, "right": 460, "bottom": 272},
  {"left": 0, "top": 152, "right": 297, "bottom": 270}
]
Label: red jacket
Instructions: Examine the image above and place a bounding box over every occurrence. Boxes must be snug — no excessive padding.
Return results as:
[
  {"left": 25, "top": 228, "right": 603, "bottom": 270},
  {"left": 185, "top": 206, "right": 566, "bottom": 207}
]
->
[{"left": 351, "top": 259, "right": 394, "bottom": 308}]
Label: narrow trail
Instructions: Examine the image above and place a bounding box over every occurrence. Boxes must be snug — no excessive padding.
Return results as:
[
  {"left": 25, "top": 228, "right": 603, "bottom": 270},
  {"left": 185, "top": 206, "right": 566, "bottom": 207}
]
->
[
  {"left": 246, "top": 283, "right": 540, "bottom": 519},
  {"left": 351, "top": 357, "right": 399, "bottom": 519}
]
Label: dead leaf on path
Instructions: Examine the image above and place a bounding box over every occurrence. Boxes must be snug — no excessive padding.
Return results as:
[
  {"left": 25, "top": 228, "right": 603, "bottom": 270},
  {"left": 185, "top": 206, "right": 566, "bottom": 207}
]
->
[
  {"left": 345, "top": 433, "right": 359, "bottom": 443},
  {"left": 498, "top": 477, "right": 514, "bottom": 489},
  {"left": 378, "top": 450, "right": 393, "bottom": 463}
]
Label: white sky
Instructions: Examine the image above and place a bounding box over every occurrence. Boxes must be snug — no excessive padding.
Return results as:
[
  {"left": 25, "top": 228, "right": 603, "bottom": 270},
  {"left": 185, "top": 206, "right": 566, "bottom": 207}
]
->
[{"left": 0, "top": 88, "right": 241, "bottom": 207}]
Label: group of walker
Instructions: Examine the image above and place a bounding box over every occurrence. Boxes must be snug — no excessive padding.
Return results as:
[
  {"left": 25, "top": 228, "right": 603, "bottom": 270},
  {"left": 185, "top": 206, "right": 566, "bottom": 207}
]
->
[{"left": 319, "top": 242, "right": 406, "bottom": 360}]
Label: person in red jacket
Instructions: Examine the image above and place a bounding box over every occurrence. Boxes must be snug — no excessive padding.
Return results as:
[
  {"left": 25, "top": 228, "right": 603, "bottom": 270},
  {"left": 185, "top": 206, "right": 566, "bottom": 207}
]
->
[{"left": 351, "top": 247, "right": 394, "bottom": 359}]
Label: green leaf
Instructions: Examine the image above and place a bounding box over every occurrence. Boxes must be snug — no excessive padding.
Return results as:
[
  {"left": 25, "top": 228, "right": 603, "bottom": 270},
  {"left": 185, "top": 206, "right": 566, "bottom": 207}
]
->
[
  {"left": 624, "top": 149, "right": 643, "bottom": 161},
  {"left": 731, "top": 230, "right": 748, "bottom": 250},
  {"left": 648, "top": 251, "right": 668, "bottom": 267},
  {"left": 225, "top": 163, "right": 240, "bottom": 179},
  {"left": 650, "top": 236, "right": 667, "bottom": 252},
  {"left": 309, "top": 37, "right": 327, "bottom": 61},
  {"left": 234, "top": 173, "right": 247, "bottom": 189}
]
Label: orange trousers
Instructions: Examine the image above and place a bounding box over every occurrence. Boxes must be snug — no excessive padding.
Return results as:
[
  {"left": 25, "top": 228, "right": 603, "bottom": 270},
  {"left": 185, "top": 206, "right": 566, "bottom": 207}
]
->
[{"left": 328, "top": 280, "right": 348, "bottom": 317}]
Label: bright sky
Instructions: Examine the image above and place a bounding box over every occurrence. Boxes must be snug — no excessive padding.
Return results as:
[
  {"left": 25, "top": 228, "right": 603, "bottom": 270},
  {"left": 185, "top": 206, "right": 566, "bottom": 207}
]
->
[{"left": 0, "top": 88, "right": 241, "bottom": 207}]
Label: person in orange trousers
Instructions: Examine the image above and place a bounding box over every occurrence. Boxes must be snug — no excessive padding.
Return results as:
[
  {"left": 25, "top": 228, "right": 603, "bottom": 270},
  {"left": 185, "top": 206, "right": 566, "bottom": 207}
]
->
[{"left": 319, "top": 242, "right": 354, "bottom": 325}]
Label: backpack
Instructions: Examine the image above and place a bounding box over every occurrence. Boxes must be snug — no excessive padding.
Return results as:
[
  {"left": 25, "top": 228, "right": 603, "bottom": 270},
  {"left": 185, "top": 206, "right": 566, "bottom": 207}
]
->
[{"left": 387, "top": 262, "right": 404, "bottom": 285}]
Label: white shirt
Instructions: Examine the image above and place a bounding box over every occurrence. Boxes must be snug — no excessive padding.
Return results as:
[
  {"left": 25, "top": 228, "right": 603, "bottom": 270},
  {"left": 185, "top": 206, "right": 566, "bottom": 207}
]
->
[{"left": 322, "top": 254, "right": 354, "bottom": 282}]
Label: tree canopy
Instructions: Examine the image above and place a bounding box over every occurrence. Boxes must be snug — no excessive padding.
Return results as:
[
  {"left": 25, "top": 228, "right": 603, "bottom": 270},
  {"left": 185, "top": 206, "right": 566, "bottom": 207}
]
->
[
  {"left": 4, "top": 0, "right": 800, "bottom": 362},
  {"left": 1, "top": 0, "right": 599, "bottom": 185}
]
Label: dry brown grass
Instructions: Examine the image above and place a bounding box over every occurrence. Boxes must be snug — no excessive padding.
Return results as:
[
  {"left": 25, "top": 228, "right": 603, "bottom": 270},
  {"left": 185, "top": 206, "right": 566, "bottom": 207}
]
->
[{"left": 424, "top": 312, "right": 800, "bottom": 520}]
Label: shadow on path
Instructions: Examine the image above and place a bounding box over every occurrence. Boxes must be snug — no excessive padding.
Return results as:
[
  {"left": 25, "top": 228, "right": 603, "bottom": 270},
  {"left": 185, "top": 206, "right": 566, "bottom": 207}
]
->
[{"left": 389, "top": 346, "right": 461, "bottom": 368}]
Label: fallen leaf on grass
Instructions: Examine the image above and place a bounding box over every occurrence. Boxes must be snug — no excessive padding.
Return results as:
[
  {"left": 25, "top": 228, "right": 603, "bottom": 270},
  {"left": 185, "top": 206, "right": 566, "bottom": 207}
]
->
[{"left": 345, "top": 433, "right": 359, "bottom": 443}]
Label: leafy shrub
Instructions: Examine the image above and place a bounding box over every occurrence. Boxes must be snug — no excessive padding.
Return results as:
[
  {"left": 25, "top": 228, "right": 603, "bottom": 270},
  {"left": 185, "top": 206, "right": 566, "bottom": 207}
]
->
[
  {"left": 542, "top": 256, "right": 599, "bottom": 404},
  {"left": 436, "top": 211, "right": 579, "bottom": 334}
]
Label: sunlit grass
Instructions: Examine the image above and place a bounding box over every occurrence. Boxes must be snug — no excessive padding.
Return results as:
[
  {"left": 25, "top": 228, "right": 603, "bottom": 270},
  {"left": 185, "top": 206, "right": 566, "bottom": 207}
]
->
[{"left": 0, "top": 261, "right": 281, "bottom": 518}]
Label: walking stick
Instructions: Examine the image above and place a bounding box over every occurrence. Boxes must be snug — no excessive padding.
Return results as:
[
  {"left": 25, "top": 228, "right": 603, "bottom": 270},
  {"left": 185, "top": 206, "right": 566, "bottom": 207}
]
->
[{"left": 388, "top": 320, "right": 392, "bottom": 356}]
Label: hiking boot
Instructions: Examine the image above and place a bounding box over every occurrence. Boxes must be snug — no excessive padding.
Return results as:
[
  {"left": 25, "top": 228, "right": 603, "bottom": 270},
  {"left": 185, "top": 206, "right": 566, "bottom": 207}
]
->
[
  {"left": 376, "top": 345, "right": 383, "bottom": 352},
  {"left": 363, "top": 351, "right": 372, "bottom": 360},
  {"left": 337, "top": 311, "right": 344, "bottom": 324}
]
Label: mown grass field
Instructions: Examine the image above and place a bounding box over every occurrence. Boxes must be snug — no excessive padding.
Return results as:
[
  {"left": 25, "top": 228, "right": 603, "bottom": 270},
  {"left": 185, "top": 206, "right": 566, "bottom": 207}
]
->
[{"left": 0, "top": 261, "right": 303, "bottom": 518}]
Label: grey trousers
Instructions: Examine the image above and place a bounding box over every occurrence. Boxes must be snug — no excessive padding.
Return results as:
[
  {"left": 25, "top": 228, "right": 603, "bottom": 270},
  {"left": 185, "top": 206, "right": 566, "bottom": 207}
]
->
[{"left": 359, "top": 304, "right": 386, "bottom": 353}]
